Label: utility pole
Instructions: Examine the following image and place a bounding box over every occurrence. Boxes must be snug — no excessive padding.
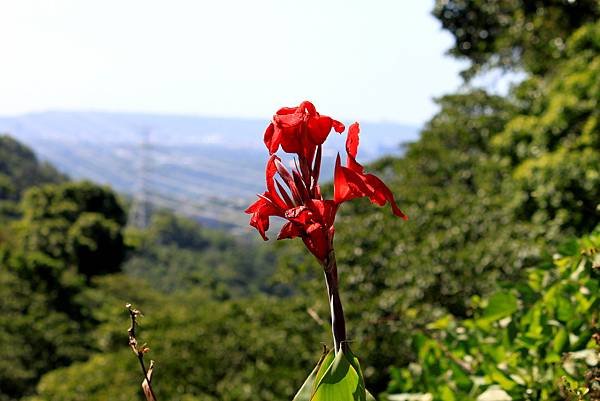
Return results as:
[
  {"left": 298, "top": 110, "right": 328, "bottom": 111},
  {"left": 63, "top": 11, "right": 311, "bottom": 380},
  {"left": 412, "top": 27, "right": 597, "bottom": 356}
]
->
[{"left": 128, "top": 129, "right": 151, "bottom": 229}]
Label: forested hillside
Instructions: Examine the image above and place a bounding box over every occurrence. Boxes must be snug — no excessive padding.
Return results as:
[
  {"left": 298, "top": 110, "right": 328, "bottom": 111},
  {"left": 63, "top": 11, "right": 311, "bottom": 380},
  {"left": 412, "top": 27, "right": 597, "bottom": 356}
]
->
[
  {"left": 0, "top": 138, "right": 282, "bottom": 401},
  {"left": 0, "top": 135, "right": 66, "bottom": 221},
  {"left": 1, "top": 1, "right": 599, "bottom": 401}
]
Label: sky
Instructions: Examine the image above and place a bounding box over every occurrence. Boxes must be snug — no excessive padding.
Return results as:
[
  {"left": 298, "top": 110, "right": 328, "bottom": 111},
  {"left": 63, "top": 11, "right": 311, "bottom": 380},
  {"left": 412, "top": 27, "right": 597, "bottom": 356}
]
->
[{"left": 0, "top": 1, "right": 466, "bottom": 125}]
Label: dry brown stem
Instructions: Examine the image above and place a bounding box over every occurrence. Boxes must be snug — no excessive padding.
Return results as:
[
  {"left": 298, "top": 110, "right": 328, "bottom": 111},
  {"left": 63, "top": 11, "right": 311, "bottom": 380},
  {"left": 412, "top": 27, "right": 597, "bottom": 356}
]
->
[{"left": 127, "top": 303, "right": 158, "bottom": 401}]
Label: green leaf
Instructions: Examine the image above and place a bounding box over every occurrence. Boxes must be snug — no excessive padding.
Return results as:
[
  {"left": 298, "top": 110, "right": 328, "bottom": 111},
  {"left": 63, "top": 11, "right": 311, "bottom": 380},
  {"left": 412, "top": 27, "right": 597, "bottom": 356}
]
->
[
  {"left": 293, "top": 347, "right": 370, "bottom": 401},
  {"left": 486, "top": 365, "right": 517, "bottom": 391},
  {"left": 293, "top": 368, "right": 318, "bottom": 401},
  {"left": 555, "top": 296, "right": 575, "bottom": 323},
  {"left": 552, "top": 327, "right": 568, "bottom": 354},
  {"left": 427, "top": 315, "right": 452, "bottom": 330},
  {"left": 345, "top": 347, "right": 368, "bottom": 398},
  {"left": 293, "top": 347, "right": 332, "bottom": 401},
  {"left": 311, "top": 348, "right": 367, "bottom": 401},
  {"left": 311, "top": 349, "right": 337, "bottom": 396},
  {"left": 439, "top": 385, "right": 456, "bottom": 401},
  {"left": 481, "top": 292, "right": 518, "bottom": 323},
  {"left": 450, "top": 364, "right": 472, "bottom": 392}
]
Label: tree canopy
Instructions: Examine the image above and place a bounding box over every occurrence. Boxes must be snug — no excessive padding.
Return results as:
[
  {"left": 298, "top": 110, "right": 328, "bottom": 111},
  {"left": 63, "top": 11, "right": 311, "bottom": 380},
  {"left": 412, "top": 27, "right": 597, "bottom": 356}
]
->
[{"left": 433, "top": 0, "right": 600, "bottom": 77}]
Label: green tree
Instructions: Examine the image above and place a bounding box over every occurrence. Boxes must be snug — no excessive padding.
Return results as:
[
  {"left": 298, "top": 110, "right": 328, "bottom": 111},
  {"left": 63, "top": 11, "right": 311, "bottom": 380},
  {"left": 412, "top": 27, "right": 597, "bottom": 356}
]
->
[
  {"left": 0, "top": 251, "right": 89, "bottom": 401},
  {"left": 123, "top": 211, "right": 278, "bottom": 297},
  {"left": 433, "top": 0, "right": 600, "bottom": 77},
  {"left": 493, "top": 21, "right": 600, "bottom": 234},
  {"left": 29, "top": 276, "right": 327, "bottom": 401},
  {"left": 0, "top": 135, "right": 66, "bottom": 201},
  {"left": 0, "top": 135, "right": 66, "bottom": 224},
  {"left": 0, "top": 177, "right": 128, "bottom": 400},
  {"left": 17, "top": 181, "right": 127, "bottom": 279}
]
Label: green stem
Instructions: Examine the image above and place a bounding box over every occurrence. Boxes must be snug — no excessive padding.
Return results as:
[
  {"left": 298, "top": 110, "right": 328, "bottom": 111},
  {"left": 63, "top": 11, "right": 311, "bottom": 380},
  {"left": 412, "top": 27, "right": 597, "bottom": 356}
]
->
[{"left": 323, "top": 251, "right": 347, "bottom": 354}]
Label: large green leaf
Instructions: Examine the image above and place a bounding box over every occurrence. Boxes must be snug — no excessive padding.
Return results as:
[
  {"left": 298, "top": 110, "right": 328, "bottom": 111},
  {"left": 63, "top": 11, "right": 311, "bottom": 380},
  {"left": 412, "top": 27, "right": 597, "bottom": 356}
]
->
[
  {"left": 312, "top": 349, "right": 337, "bottom": 395},
  {"left": 311, "top": 350, "right": 364, "bottom": 401},
  {"left": 293, "top": 347, "right": 369, "bottom": 401},
  {"left": 344, "top": 347, "right": 367, "bottom": 399},
  {"left": 293, "top": 348, "right": 332, "bottom": 401}
]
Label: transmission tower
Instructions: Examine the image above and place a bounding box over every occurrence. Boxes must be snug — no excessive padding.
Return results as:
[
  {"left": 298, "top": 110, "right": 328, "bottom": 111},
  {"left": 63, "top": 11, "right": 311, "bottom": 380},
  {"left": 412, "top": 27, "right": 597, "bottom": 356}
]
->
[{"left": 128, "top": 129, "right": 152, "bottom": 229}]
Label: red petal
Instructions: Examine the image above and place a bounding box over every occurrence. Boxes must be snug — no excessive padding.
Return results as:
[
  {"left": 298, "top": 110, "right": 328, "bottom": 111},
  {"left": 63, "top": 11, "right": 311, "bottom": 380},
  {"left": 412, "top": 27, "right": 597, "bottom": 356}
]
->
[
  {"left": 311, "top": 145, "right": 322, "bottom": 196},
  {"left": 275, "top": 179, "right": 295, "bottom": 207},
  {"left": 277, "top": 222, "right": 302, "bottom": 240},
  {"left": 292, "top": 169, "right": 311, "bottom": 202},
  {"left": 275, "top": 111, "right": 304, "bottom": 128},
  {"left": 364, "top": 174, "right": 408, "bottom": 219},
  {"left": 298, "top": 100, "right": 317, "bottom": 116},
  {"left": 313, "top": 184, "right": 322, "bottom": 199},
  {"left": 307, "top": 116, "right": 333, "bottom": 145},
  {"left": 346, "top": 123, "right": 364, "bottom": 173},
  {"left": 264, "top": 123, "right": 277, "bottom": 153},
  {"left": 302, "top": 223, "right": 329, "bottom": 261},
  {"left": 268, "top": 102, "right": 343, "bottom": 163},
  {"left": 333, "top": 153, "right": 407, "bottom": 219},
  {"left": 307, "top": 199, "right": 338, "bottom": 227},
  {"left": 245, "top": 196, "right": 264, "bottom": 214},
  {"left": 275, "top": 106, "right": 298, "bottom": 116},
  {"left": 278, "top": 126, "right": 303, "bottom": 154},
  {"left": 334, "top": 154, "right": 371, "bottom": 204},
  {"left": 346, "top": 122, "right": 360, "bottom": 160},
  {"left": 274, "top": 158, "right": 293, "bottom": 183},
  {"left": 332, "top": 119, "right": 345, "bottom": 133},
  {"left": 273, "top": 105, "right": 305, "bottom": 155},
  {"left": 250, "top": 212, "right": 269, "bottom": 240},
  {"left": 284, "top": 206, "right": 312, "bottom": 225},
  {"left": 246, "top": 195, "right": 282, "bottom": 240},
  {"left": 266, "top": 155, "right": 288, "bottom": 209}
]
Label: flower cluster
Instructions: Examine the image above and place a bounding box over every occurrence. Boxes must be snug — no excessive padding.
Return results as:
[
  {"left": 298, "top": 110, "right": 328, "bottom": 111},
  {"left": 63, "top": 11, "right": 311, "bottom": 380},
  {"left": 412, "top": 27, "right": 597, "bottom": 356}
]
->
[{"left": 246, "top": 101, "right": 407, "bottom": 263}]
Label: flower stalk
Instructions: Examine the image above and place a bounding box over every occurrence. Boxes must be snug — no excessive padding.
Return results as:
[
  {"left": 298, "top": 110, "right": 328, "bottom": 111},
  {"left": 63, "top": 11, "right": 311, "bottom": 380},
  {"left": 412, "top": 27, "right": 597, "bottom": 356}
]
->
[{"left": 323, "top": 250, "right": 346, "bottom": 354}]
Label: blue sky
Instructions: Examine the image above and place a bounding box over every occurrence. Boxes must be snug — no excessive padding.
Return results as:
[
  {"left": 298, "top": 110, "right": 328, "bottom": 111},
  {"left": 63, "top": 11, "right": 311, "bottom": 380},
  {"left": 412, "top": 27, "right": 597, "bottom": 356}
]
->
[{"left": 0, "top": 1, "right": 465, "bottom": 125}]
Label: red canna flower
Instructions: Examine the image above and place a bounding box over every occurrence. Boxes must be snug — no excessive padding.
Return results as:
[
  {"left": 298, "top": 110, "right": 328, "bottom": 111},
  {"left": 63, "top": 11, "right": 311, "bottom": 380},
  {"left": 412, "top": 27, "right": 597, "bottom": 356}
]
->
[
  {"left": 263, "top": 100, "right": 345, "bottom": 162},
  {"left": 246, "top": 101, "right": 407, "bottom": 263}
]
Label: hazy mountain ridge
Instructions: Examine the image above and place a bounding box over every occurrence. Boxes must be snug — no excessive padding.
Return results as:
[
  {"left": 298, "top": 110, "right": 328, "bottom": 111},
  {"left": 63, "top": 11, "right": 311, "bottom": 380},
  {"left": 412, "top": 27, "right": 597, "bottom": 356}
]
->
[{"left": 0, "top": 111, "right": 419, "bottom": 229}]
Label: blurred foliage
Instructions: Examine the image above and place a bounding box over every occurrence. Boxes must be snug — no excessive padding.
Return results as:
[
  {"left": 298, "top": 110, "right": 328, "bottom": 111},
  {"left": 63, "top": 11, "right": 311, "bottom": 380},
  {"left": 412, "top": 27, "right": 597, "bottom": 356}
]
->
[
  {"left": 0, "top": 134, "right": 66, "bottom": 230},
  {"left": 15, "top": 181, "right": 127, "bottom": 279},
  {"left": 0, "top": 254, "right": 89, "bottom": 401},
  {"left": 493, "top": 21, "right": 600, "bottom": 235},
  {"left": 433, "top": 0, "right": 600, "bottom": 78},
  {"left": 387, "top": 230, "right": 600, "bottom": 400},
  {"left": 123, "top": 211, "right": 280, "bottom": 297},
  {"left": 0, "top": 135, "right": 66, "bottom": 202},
  {"left": 27, "top": 275, "right": 328, "bottom": 401},
  {"left": 0, "top": 171, "right": 130, "bottom": 398},
  {"left": 0, "top": 137, "right": 299, "bottom": 401}
]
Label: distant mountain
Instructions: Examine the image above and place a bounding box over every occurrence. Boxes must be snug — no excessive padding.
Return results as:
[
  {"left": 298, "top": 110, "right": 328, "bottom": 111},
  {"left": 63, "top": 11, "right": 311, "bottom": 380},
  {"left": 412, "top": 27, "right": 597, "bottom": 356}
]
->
[{"left": 0, "top": 111, "right": 420, "bottom": 230}]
